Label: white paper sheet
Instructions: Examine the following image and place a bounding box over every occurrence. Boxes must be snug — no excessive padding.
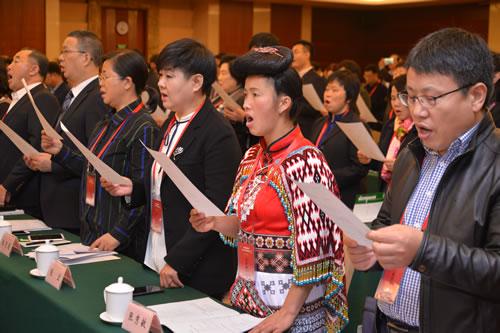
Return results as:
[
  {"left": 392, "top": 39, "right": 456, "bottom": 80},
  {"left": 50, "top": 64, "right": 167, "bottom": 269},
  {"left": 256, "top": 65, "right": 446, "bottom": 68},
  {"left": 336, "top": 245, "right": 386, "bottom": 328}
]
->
[
  {"left": 356, "top": 95, "right": 378, "bottom": 123},
  {"left": 149, "top": 297, "right": 264, "bottom": 333},
  {"left": 0, "top": 120, "right": 39, "bottom": 157},
  {"left": 336, "top": 121, "right": 386, "bottom": 162},
  {"left": 10, "top": 219, "right": 51, "bottom": 232},
  {"left": 211, "top": 82, "right": 242, "bottom": 111},
  {"left": 60, "top": 123, "right": 128, "bottom": 185},
  {"left": 0, "top": 209, "right": 24, "bottom": 216},
  {"left": 302, "top": 84, "right": 326, "bottom": 114},
  {"left": 143, "top": 145, "right": 225, "bottom": 217},
  {"left": 21, "top": 78, "right": 63, "bottom": 140},
  {"left": 295, "top": 182, "right": 372, "bottom": 247},
  {"left": 26, "top": 243, "right": 120, "bottom": 265}
]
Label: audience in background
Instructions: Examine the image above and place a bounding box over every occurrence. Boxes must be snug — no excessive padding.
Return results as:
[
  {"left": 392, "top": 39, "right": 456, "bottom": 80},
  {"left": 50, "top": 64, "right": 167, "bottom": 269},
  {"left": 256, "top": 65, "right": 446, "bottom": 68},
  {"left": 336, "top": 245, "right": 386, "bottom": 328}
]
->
[
  {"left": 292, "top": 39, "right": 327, "bottom": 140},
  {"left": 311, "top": 70, "right": 369, "bottom": 208},
  {"left": 44, "top": 61, "right": 70, "bottom": 106}
]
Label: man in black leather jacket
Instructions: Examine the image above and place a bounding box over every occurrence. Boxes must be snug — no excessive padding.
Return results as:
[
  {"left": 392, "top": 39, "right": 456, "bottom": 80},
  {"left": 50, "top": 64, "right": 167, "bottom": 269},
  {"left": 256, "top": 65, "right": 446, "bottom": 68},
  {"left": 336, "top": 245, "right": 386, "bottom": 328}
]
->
[{"left": 345, "top": 28, "right": 500, "bottom": 333}]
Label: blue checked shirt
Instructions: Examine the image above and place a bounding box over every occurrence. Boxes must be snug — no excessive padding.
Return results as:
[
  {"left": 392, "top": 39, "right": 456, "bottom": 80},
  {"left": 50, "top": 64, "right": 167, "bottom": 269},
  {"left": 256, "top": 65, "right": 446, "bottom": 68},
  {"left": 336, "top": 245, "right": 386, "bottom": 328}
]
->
[{"left": 378, "top": 122, "right": 480, "bottom": 326}]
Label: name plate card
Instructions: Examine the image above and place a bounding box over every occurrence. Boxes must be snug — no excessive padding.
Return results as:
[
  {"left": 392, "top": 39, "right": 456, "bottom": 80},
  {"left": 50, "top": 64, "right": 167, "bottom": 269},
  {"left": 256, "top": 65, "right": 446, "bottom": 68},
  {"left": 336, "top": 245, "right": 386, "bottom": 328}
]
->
[
  {"left": 0, "top": 233, "right": 23, "bottom": 257},
  {"left": 45, "top": 260, "right": 76, "bottom": 290},
  {"left": 122, "top": 302, "right": 163, "bottom": 333}
]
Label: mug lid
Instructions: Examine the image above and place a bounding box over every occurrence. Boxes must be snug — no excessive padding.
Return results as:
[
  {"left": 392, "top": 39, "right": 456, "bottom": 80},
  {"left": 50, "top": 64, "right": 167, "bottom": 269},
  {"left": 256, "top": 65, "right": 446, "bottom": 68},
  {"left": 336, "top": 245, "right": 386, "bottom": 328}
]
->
[
  {"left": 105, "top": 276, "right": 134, "bottom": 293},
  {"left": 35, "top": 240, "right": 59, "bottom": 253}
]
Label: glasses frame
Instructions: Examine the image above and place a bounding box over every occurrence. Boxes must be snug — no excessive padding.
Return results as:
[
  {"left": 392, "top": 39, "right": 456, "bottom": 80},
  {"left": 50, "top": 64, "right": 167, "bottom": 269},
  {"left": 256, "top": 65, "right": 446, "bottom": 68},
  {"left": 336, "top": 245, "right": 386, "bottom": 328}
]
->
[
  {"left": 398, "top": 82, "right": 475, "bottom": 108},
  {"left": 60, "top": 49, "right": 86, "bottom": 56}
]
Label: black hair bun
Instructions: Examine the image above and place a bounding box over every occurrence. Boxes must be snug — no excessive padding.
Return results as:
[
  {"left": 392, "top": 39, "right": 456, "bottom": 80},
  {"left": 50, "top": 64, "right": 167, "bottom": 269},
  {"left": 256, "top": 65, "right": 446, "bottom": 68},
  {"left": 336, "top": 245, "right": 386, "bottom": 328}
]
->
[{"left": 232, "top": 46, "right": 292, "bottom": 81}]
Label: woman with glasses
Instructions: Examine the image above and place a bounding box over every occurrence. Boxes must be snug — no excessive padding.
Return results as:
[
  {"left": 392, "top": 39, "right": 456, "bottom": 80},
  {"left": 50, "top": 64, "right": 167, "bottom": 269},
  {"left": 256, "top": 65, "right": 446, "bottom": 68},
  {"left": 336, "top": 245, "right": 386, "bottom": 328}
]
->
[
  {"left": 358, "top": 75, "right": 416, "bottom": 186},
  {"left": 311, "top": 70, "right": 369, "bottom": 209},
  {"left": 190, "top": 46, "right": 348, "bottom": 332},
  {"left": 37, "top": 50, "right": 158, "bottom": 261}
]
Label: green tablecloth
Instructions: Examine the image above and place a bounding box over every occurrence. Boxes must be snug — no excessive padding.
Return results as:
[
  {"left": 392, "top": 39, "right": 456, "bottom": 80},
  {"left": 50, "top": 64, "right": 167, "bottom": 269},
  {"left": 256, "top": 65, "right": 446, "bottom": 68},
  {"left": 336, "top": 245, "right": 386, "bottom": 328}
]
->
[
  {"left": 2, "top": 175, "right": 384, "bottom": 333},
  {"left": 0, "top": 217, "right": 206, "bottom": 333},
  {"left": 343, "top": 171, "right": 382, "bottom": 333}
]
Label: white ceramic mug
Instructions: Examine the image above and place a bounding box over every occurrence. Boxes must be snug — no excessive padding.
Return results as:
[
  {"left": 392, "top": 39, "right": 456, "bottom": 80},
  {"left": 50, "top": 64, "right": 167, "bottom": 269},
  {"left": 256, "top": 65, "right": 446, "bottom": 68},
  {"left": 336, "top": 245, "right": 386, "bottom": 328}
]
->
[
  {"left": 35, "top": 241, "right": 59, "bottom": 276},
  {"left": 103, "top": 276, "right": 134, "bottom": 322},
  {"left": 0, "top": 219, "right": 12, "bottom": 241}
]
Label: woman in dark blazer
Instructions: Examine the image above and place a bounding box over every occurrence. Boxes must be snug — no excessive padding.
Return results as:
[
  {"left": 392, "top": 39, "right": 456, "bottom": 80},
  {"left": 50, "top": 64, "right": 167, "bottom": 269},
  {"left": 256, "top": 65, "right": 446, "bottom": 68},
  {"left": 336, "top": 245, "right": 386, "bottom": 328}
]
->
[
  {"left": 311, "top": 70, "right": 369, "bottom": 208},
  {"left": 39, "top": 50, "right": 158, "bottom": 261},
  {"left": 102, "top": 39, "right": 241, "bottom": 299}
]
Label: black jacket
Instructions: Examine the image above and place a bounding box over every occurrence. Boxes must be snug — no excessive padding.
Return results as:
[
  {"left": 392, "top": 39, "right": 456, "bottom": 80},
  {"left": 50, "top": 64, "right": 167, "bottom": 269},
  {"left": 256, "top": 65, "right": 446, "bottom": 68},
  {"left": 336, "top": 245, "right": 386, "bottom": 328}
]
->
[
  {"left": 40, "top": 78, "right": 109, "bottom": 229},
  {"left": 52, "top": 81, "right": 70, "bottom": 107},
  {"left": 130, "top": 99, "right": 241, "bottom": 297},
  {"left": 0, "top": 84, "right": 60, "bottom": 218},
  {"left": 297, "top": 69, "right": 327, "bottom": 141},
  {"left": 372, "top": 114, "right": 500, "bottom": 332},
  {"left": 311, "top": 111, "right": 369, "bottom": 208}
]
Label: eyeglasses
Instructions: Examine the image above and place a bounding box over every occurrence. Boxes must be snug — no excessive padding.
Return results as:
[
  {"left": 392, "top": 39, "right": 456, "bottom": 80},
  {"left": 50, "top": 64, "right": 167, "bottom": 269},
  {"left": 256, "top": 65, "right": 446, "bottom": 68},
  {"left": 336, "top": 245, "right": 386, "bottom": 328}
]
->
[
  {"left": 98, "top": 73, "right": 122, "bottom": 82},
  {"left": 398, "top": 83, "right": 475, "bottom": 108},
  {"left": 60, "top": 49, "right": 86, "bottom": 56}
]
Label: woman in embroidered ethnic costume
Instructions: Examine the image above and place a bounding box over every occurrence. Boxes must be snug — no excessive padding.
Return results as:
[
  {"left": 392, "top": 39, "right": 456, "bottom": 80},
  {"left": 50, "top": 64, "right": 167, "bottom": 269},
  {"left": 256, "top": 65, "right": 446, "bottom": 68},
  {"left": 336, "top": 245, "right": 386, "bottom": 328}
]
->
[
  {"left": 190, "top": 46, "right": 348, "bottom": 333},
  {"left": 358, "top": 75, "right": 415, "bottom": 185}
]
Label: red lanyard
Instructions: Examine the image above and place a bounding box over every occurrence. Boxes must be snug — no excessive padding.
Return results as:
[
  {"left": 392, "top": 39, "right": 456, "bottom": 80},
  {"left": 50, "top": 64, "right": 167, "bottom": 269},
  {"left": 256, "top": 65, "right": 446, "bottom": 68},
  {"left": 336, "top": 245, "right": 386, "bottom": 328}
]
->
[
  {"left": 158, "top": 101, "right": 204, "bottom": 153},
  {"left": 236, "top": 134, "right": 302, "bottom": 224},
  {"left": 315, "top": 120, "right": 329, "bottom": 146},
  {"left": 1, "top": 109, "right": 9, "bottom": 121},
  {"left": 89, "top": 102, "right": 143, "bottom": 159},
  {"left": 151, "top": 100, "right": 205, "bottom": 178},
  {"left": 368, "top": 82, "right": 380, "bottom": 97}
]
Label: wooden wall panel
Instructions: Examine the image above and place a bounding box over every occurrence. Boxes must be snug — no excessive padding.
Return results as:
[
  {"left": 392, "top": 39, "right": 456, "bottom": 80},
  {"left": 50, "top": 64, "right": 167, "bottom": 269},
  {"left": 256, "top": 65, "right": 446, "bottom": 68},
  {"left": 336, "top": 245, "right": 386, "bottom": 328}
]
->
[
  {"left": 101, "top": 7, "right": 147, "bottom": 56},
  {"left": 219, "top": 0, "right": 253, "bottom": 55},
  {"left": 0, "top": 0, "right": 46, "bottom": 57},
  {"left": 312, "top": 2, "right": 489, "bottom": 69},
  {"left": 271, "top": 4, "right": 302, "bottom": 49}
]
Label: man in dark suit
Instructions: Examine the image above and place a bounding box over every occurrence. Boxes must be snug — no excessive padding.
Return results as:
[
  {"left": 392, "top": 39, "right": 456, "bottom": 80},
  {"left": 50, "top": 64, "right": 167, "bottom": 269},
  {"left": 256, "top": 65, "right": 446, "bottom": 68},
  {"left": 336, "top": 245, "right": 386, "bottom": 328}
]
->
[
  {"left": 292, "top": 40, "right": 327, "bottom": 140},
  {"left": 24, "top": 31, "right": 109, "bottom": 233},
  {"left": 44, "top": 61, "right": 69, "bottom": 107},
  {"left": 363, "top": 64, "right": 388, "bottom": 124},
  {"left": 0, "top": 49, "right": 60, "bottom": 218}
]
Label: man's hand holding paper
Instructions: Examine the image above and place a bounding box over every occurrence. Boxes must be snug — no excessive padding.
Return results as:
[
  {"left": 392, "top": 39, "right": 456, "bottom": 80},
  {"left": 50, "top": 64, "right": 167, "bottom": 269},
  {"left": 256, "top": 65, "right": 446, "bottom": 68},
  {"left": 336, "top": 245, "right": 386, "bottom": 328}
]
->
[
  {"left": 24, "top": 152, "right": 52, "bottom": 172},
  {"left": 367, "top": 224, "right": 424, "bottom": 270}
]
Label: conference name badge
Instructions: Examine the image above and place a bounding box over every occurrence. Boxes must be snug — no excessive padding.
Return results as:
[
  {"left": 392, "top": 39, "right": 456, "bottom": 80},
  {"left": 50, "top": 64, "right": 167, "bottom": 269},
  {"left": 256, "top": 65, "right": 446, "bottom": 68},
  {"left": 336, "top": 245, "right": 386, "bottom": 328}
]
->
[
  {"left": 374, "top": 268, "right": 405, "bottom": 304},
  {"left": 86, "top": 173, "right": 96, "bottom": 207},
  {"left": 237, "top": 241, "right": 255, "bottom": 281}
]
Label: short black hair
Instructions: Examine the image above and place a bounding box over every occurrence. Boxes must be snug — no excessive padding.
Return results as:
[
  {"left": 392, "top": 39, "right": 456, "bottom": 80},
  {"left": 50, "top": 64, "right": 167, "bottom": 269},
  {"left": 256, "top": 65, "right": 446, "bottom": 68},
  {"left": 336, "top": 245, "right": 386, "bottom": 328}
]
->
[
  {"left": 327, "top": 70, "right": 360, "bottom": 112},
  {"left": 215, "top": 52, "right": 227, "bottom": 60},
  {"left": 338, "top": 59, "right": 362, "bottom": 80},
  {"left": 22, "top": 48, "right": 49, "bottom": 78},
  {"left": 406, "top": 27, "right": 493, "bottom": 107},
  {"left": 292, "top": 40, "right": 314, "bottom": 58},
  {"left": 219, "top": 54, "right": 237, "bottom": 67},
  {"left": 248, "top": 32, "right": 280, "bottom": 50},
  {"left": 0, "top": 58, "right": 9, "bottom": 96},
  {"left": 492, "top": 51, "right": 500, "bottom": 73},
  {"left": 103, "top": 50, "right": 148, "bottom": 95},
  {"left": 364, "top": 64, "right": 379, "bottom": 75},
  {"left": 391, "top": 74, "right": 407, "bottom": 93},
  {"left": 219, "top": 54, "right": 242, "bottom": 85},
  {"left": 67, "top": 30, "right": 104, "bottom": 67},
  {"left": 149, "top": 53, "right": 158, "bottom": 64},
  {"left": 47, "top": 61, "right": 62, "bottom": 75},
  {"left": 232, "top": 46, "right": 302, "bottom": 121},
  {"left": 157, "top": 38, "right": 216, "bottom": 96}
]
